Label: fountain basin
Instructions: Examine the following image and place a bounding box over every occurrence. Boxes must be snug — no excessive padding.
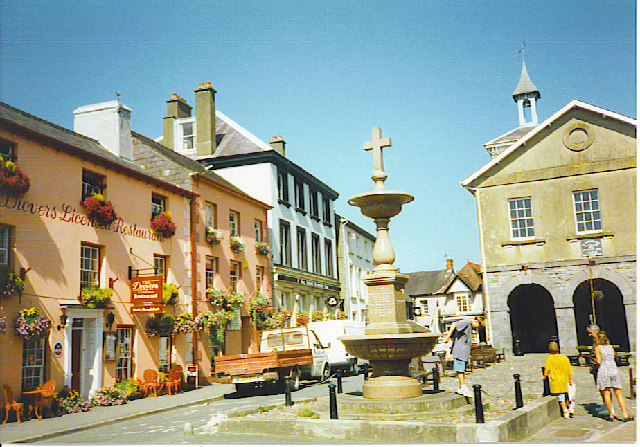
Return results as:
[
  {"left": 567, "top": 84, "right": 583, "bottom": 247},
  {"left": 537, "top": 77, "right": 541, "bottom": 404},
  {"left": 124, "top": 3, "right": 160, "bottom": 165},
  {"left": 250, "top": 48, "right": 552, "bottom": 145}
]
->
[{"left": 348, "top": 191, "right": 414, "bottom": 219}]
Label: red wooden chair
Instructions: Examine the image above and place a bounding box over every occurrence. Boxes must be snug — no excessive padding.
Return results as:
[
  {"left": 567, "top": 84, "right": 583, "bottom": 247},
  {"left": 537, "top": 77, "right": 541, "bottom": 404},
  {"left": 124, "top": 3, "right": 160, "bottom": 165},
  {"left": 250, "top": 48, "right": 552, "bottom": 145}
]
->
[
  {"left": 3, "top": 385, "right": 25, "bottom": 423},
  {"left": 164, "top": 365, "right": 183, "bottom": 396},
  {"left": 141, "top": 369, "right": 160, "bottom": 397}
]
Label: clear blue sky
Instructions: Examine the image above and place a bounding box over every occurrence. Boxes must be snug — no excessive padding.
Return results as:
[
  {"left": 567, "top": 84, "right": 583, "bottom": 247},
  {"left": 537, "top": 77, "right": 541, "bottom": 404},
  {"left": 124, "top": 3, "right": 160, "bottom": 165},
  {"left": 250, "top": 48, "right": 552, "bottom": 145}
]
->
[{"left": 1, "top": 1, "right": 635, "bottom": 273}]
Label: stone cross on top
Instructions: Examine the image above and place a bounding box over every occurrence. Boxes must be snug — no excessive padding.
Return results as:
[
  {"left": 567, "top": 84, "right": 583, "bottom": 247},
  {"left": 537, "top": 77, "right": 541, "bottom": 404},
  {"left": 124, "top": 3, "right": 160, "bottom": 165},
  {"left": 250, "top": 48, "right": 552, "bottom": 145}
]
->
[{"left": 364, "top": 127, "right": 392, "bottom": 180}]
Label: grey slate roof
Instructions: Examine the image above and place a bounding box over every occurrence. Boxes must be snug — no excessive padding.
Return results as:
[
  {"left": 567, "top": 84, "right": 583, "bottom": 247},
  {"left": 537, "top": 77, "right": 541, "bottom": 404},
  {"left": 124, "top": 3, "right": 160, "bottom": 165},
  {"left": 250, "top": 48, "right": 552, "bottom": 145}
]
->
[
  {"left": 512, "top": 61, "right": 540, "bottom": 98},
  {"left": 210, "top": 111, "right": 273, "bottom": 157},
  {"left": 0, "top": 102, "right": 189, "bottom": 196},
  {"left": 405, "top": 269, "right": 454, "bottom": 297},
  {"left": 484, "top": 124, "right": 537, "bottom": 146}
]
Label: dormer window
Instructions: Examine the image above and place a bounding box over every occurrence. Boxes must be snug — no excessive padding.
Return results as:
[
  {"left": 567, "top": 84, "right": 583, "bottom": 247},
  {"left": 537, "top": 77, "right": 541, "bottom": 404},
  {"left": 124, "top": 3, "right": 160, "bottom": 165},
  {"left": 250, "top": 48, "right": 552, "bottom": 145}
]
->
[{"left": 180, "top": 121, "right": 195, "bottom": 151}]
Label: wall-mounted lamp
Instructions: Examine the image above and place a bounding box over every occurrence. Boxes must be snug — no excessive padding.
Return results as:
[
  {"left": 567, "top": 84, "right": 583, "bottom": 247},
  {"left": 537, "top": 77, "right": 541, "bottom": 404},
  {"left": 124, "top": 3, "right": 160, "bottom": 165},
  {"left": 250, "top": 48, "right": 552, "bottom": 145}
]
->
[
  {"left": 109, "top": 277, "right": 118, "bottom": 288},
  {"left": 60, "top": 313, "right": 68, "bottom": 328},
  {"left": 106, "top": 312, "right": 115, "bottom": 331}
]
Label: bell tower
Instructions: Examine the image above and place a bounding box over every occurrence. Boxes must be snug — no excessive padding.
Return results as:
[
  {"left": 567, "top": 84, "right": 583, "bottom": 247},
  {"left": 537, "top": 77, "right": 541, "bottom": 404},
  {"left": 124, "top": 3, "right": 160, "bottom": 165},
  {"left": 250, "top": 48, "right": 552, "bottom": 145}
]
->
[{"left": 512, "top": 42, "right": 540, "bottom": 127}]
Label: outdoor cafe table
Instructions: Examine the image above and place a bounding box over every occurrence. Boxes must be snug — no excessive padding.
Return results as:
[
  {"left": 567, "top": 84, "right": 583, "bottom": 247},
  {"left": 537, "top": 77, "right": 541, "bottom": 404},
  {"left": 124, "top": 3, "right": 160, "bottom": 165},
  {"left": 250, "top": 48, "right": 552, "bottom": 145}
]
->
[{"left": 21, "top": 389, "right": 43, "bottom": 420}]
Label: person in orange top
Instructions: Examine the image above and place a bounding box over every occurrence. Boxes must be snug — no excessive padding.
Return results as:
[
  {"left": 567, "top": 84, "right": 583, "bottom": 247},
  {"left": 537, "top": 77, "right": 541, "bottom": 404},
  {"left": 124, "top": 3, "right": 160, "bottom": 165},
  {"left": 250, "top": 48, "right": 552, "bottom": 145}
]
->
[{"left": 543, "top": 341, "right": 575, "bottom": 419}]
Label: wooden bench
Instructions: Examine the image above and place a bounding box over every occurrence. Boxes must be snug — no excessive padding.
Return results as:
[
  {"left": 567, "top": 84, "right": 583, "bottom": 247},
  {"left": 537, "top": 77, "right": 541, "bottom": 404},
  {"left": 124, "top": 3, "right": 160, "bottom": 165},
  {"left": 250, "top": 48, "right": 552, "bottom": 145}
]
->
[
  {"left": 615, "top": 352, "right": 632, "bottom": 367},
  {"left": 469, "top": 345, "right": 503, "bottom": 369}
]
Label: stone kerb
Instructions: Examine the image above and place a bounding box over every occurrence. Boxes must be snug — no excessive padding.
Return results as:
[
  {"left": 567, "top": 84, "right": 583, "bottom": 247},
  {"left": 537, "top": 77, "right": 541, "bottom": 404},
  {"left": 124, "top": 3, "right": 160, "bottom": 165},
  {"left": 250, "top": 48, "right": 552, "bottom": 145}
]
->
[{"left": 214, "top": 395, "right": 559, "bottom": 443}]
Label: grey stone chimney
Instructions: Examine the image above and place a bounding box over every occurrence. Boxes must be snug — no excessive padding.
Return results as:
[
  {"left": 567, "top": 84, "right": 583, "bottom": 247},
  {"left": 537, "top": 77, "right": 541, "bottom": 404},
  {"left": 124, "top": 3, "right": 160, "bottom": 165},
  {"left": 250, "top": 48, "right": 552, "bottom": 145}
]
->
[
  {"left": 162, "top": 93, "right": 192, "bottom": 151},
  {"left": 73, "top": 100, "right": 133, "bottom": 160},
  {"left": 194, "top": 82, "right": 216, "bottom": 157},
  {"left": 269, "top": 135, "right": 286, "bottom": 156}
]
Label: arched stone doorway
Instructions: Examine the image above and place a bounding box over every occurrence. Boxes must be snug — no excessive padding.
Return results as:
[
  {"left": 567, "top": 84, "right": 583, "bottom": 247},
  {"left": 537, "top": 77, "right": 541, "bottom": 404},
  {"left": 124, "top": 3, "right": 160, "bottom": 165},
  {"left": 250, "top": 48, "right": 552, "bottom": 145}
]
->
[
  {"left": 508, "top": 284, "right": 559, "bottom": 353},
  {"left": 573, "top": 279, "right": 630, "bottom": 351}
]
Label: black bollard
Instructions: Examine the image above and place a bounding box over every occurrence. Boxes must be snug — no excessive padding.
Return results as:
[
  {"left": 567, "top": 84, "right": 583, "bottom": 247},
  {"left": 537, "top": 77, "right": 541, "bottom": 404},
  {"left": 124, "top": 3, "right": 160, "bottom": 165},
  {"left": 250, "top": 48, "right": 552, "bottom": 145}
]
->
[
  {"left": 329, "top": 383, "right": 338, "bottom": 419},
  {"left": 432, "top": 367, "right": 440, "bottom": 392},
  {"left": 473, "top": 384, "right": 484, "bottom": 423},
  {"left": 336, "top": 371, "right": 343, "bottom": 394},
  {"left": 541, "top": 366, "right": 551, "bottom": 396},
  {"left": 284, "top": 377, "right": 293, "bottom": 406},
  {"left": 514, "top": 374, "right": 523, "bottom": 409},
  {"left": 513, "top": 339, "right": 524, "bottom": 356}
]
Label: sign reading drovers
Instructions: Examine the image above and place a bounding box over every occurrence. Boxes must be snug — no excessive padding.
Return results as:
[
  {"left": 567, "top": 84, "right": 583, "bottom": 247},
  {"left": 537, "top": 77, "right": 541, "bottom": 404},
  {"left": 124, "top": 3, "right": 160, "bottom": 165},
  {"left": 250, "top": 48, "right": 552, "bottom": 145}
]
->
[{"left": 131, "top": 275, "right": 163, "bottom": 302}]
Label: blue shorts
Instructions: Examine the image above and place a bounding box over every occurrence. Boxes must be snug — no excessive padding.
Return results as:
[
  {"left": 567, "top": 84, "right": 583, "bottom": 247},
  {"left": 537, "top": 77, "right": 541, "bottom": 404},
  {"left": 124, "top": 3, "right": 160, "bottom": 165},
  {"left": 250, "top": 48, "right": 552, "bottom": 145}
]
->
[{"left": 453, "top": 358, "right": 467, "bottom": 373}]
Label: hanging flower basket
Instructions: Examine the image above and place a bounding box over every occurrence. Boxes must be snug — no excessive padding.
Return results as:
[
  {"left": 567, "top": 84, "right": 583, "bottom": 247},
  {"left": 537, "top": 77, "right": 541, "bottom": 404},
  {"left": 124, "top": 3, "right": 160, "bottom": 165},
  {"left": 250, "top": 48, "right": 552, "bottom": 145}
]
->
[
  {"left": 0, "top": 268, "right": 24, "bottom": 298},
  {"left": 229, "top": 236, "right": 245, "bottom": 254},
  {"left": 296, "top": 311, "right": 309, "bottom": 326},
  {"left": 162, "top": 284, "right": 179, "bottom": 305},
  {"left": 205, "top": 227, "right": 223, "bottom": 246},
  {"left": 196, "top": 310, "right": 234, "bottom": 349},
  {"left": 81, "top": 193, "right": 117, "bottom": 227},
  {"left": 592, "top": 290, "right": 605, "bottom": 301},
  {"left": 249, "top": 292, "right": 271, "bottom": 330},
  {"left": 206, "top": 288, "right": 226, "bottom": 307},
  {"left": 146, "top": 313, "right": 175, "bottom": 336},
  {"left": 255, "top": 241, "right": 270, "bottom": 256},
  {"left": 226, "top": 292, "right": 245, "bottom": 310},
  {"left": 173, "top": 313, "right": 197, "bottom": 333},
  {"left": 15, "top": 308, "right": 51, "bottom": 340},
  {"left": 80, "top": 285, "right": 113, "bottom": 309},
  {"left": 0, "top": 159, "right": 30, "bottom": 197},
  {"left": 150, "top": 211, "right": 176, "bottom": 238},
  {"left": 0, "top": 310, "right": 7, "bottom": 335}
]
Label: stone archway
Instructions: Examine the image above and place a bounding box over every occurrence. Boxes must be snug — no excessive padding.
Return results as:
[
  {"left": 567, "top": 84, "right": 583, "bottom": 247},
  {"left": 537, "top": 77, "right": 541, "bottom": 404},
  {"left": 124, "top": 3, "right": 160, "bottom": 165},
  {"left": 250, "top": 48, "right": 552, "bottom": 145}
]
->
[
  {"left": 573, "top": 279, "right": 630, "bottom": 351},
  {"left": 508, "top": 284, "right": 559, "bottom": 353}
]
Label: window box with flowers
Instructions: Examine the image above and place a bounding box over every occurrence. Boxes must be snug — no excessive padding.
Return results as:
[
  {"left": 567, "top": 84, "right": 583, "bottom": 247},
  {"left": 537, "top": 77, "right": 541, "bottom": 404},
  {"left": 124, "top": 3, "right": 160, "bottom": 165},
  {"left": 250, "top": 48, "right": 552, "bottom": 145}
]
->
[
  {"left": 150, "top": 211, "right": 176, "bottom": 239},
  {"left": 146, "top": 313, "right": 175, "bottom": 337},
  {"left": 296, "top": 310, "right": 309, "bottom": 326},
  {"left": 162, "top": 284, "right": 179, "bottom": 305},
  {"left": 173, "top": 312, "right": 197, "bottom": 333},
  {"left": 255, "top": 241, "right": 270, "bottom": 256},
  {"left": 229, "top": 236, "right": 245, "bottom": 254},
  {"left": 311, "top": 310, "right": 326, "bottom": 322},
  {"left": 205, "top": 227, "right": 223, "bottom": 247},
  {"left": 0, "top": 158, "right": 30, "bottom": 197},
  {"left": 15, "top": 308, "right": 51, "bottom": 340},
  {"left": 80, "top": 285, "right": 113, "bottom": 309},
  {"left": 226, "top": 292, "right": 245, "bottom": 310},
  {"left": 81, "top": 193, "right": 117, "bottom": 227},
  {"left": 1, "top": 268, "right": 24, "bottom": 298},
  {"left": 269, "top": 308, "right": 292, "bottom": 329}
]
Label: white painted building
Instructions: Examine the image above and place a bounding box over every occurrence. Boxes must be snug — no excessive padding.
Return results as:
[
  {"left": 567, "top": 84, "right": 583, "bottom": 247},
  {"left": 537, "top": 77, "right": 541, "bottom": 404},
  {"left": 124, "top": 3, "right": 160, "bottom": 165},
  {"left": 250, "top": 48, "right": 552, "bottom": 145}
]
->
[{"left": 337, "top": 216, "right": 375, "bottom": 322}]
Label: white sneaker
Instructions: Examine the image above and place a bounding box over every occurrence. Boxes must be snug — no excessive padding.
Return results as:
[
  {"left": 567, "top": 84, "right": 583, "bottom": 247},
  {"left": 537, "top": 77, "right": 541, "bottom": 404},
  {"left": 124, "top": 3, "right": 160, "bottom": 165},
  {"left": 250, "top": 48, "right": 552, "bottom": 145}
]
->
[
  {"left": 568, "top": 402, "right": 575, "bottom": 414},
  {"left": 563, "top": 411, "right": 570, "bottom": 419},
  {"left": 455, "top": 386, "right": 463, "bottom": 395},
  {"left": 461, "top": 385, "right": 473, "bottom": 398}
]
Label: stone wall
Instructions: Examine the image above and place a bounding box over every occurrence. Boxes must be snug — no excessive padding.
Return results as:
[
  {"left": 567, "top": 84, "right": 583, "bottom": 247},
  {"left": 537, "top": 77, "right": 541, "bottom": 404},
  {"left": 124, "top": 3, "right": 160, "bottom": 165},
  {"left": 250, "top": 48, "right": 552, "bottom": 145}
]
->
[{"left": 486, "top": 260, "right": 636, "bottom": 353}]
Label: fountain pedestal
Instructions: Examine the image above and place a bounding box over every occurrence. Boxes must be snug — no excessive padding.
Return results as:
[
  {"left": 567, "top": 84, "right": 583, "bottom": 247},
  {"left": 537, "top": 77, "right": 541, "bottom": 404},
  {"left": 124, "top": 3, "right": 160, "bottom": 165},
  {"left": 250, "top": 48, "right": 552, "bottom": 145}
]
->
[{"left": 339, "top": 127, "right": 440, "bottom": 399}]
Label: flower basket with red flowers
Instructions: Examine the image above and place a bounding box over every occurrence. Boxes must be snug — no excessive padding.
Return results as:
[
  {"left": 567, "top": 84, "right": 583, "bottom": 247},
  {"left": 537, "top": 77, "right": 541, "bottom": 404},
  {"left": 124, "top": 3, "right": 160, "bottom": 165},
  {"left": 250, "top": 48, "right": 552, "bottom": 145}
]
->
[
  {"left": 255, "top": 241, "right": 270, "bottom": 256},
  {"left": 150, "top": 211, "right": 176, "bottom": 238},
  {"left": 205, "top": 227, "right": 223, "bottom": 246},
  {"left": 81, "top": 193, "right": 117, "bottom": 227},
  {"left": 229, "top": 236, "right": 245, "bottom": 254},
  {"left": 0, "top": 158, "right": 30, "bottom": 197},
  {"left": 296, "top": 311, "right": 309, "bottom": 326}
]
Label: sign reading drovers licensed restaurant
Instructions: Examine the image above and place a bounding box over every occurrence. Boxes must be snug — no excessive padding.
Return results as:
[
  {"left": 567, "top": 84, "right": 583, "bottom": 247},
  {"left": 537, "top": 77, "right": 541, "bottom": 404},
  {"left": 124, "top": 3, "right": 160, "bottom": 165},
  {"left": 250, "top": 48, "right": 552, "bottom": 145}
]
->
[{"left": 131, "top": 275, "right": 163, "bottom": 302}]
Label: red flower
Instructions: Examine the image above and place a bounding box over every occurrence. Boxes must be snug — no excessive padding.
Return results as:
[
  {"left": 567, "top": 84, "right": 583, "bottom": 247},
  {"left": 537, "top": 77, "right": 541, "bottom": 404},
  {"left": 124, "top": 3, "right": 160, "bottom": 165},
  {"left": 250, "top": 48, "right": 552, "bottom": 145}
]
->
[
  {"left": 151, "top": 211, "right": 176, "bottom": 238},
  {"left": 81, "top": 194, "right": 117, "bottom": 227}
]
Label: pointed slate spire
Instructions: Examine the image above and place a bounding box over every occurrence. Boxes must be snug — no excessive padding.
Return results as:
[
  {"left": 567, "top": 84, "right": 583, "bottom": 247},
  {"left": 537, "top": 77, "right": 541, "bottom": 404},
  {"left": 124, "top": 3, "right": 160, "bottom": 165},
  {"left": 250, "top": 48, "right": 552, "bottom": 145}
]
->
[{"left": 512, "top": 60, "right": 540, "bottom": 99}]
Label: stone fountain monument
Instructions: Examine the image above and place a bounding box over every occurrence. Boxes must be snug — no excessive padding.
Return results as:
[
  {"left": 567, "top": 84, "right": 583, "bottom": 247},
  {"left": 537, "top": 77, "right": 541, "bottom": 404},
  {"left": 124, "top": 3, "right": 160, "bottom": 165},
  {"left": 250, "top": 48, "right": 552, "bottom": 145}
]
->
[{"left": 340, "top": 127, "right": 440, "bottom": 399}]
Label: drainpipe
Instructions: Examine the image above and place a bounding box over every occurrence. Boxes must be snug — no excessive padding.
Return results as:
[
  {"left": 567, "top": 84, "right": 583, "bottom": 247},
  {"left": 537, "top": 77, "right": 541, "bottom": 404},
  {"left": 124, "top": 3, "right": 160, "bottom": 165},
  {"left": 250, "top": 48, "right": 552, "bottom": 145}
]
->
[
  {"left": 339, "top": 218, "right": 351, "bottom": 319},
  {"left": 189, "top": 175, "right": 199, "bottom": 377}
]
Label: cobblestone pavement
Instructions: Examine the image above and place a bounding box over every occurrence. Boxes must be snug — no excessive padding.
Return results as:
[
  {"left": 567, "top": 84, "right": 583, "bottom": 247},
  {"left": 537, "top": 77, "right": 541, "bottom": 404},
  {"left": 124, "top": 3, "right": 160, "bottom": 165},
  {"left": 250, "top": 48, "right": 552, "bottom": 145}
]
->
[{"left": 0, "top": 353, "right": 635, "bottom": 444}]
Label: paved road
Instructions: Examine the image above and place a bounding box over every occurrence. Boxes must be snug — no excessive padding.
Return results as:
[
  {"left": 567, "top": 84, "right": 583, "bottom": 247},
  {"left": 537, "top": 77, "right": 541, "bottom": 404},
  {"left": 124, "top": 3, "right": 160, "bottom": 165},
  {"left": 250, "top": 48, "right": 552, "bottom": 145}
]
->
[{"left": 35, "top": 376, "right": 364, "bottom": 445}]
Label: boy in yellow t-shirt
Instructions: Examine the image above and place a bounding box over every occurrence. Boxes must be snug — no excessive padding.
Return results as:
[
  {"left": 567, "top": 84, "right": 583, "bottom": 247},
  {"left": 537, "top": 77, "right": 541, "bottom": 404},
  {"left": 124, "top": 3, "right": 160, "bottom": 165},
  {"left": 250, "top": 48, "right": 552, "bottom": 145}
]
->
[{"left": 543, "top": 341, "right": 575, "bottom": 419}]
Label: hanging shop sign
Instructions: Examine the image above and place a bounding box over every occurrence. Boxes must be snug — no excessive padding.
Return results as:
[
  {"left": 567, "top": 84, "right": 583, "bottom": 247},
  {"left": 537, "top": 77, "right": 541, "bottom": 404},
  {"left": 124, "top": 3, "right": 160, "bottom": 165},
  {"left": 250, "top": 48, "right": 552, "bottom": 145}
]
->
[{"left": 131, "top": 275, "right": 163, "bottom": 302}]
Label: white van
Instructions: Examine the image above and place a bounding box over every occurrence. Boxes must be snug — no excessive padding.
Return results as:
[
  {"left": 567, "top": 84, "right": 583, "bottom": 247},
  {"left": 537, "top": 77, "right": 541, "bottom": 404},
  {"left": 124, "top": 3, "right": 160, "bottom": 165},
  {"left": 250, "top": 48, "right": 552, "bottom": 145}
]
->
[
  {"left": 307, "top": 320, "right": 369, "bottom": 375},
  {"left": 259, "top": 326, "right": 331, "bottom": 386}
]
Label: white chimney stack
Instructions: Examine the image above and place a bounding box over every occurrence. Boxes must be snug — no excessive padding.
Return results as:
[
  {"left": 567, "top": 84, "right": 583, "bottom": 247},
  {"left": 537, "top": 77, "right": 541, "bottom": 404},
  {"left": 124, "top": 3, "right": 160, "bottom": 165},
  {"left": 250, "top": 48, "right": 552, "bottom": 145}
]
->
[{"left": 74, "top": 100, "right": 133, "bottom": 160}]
